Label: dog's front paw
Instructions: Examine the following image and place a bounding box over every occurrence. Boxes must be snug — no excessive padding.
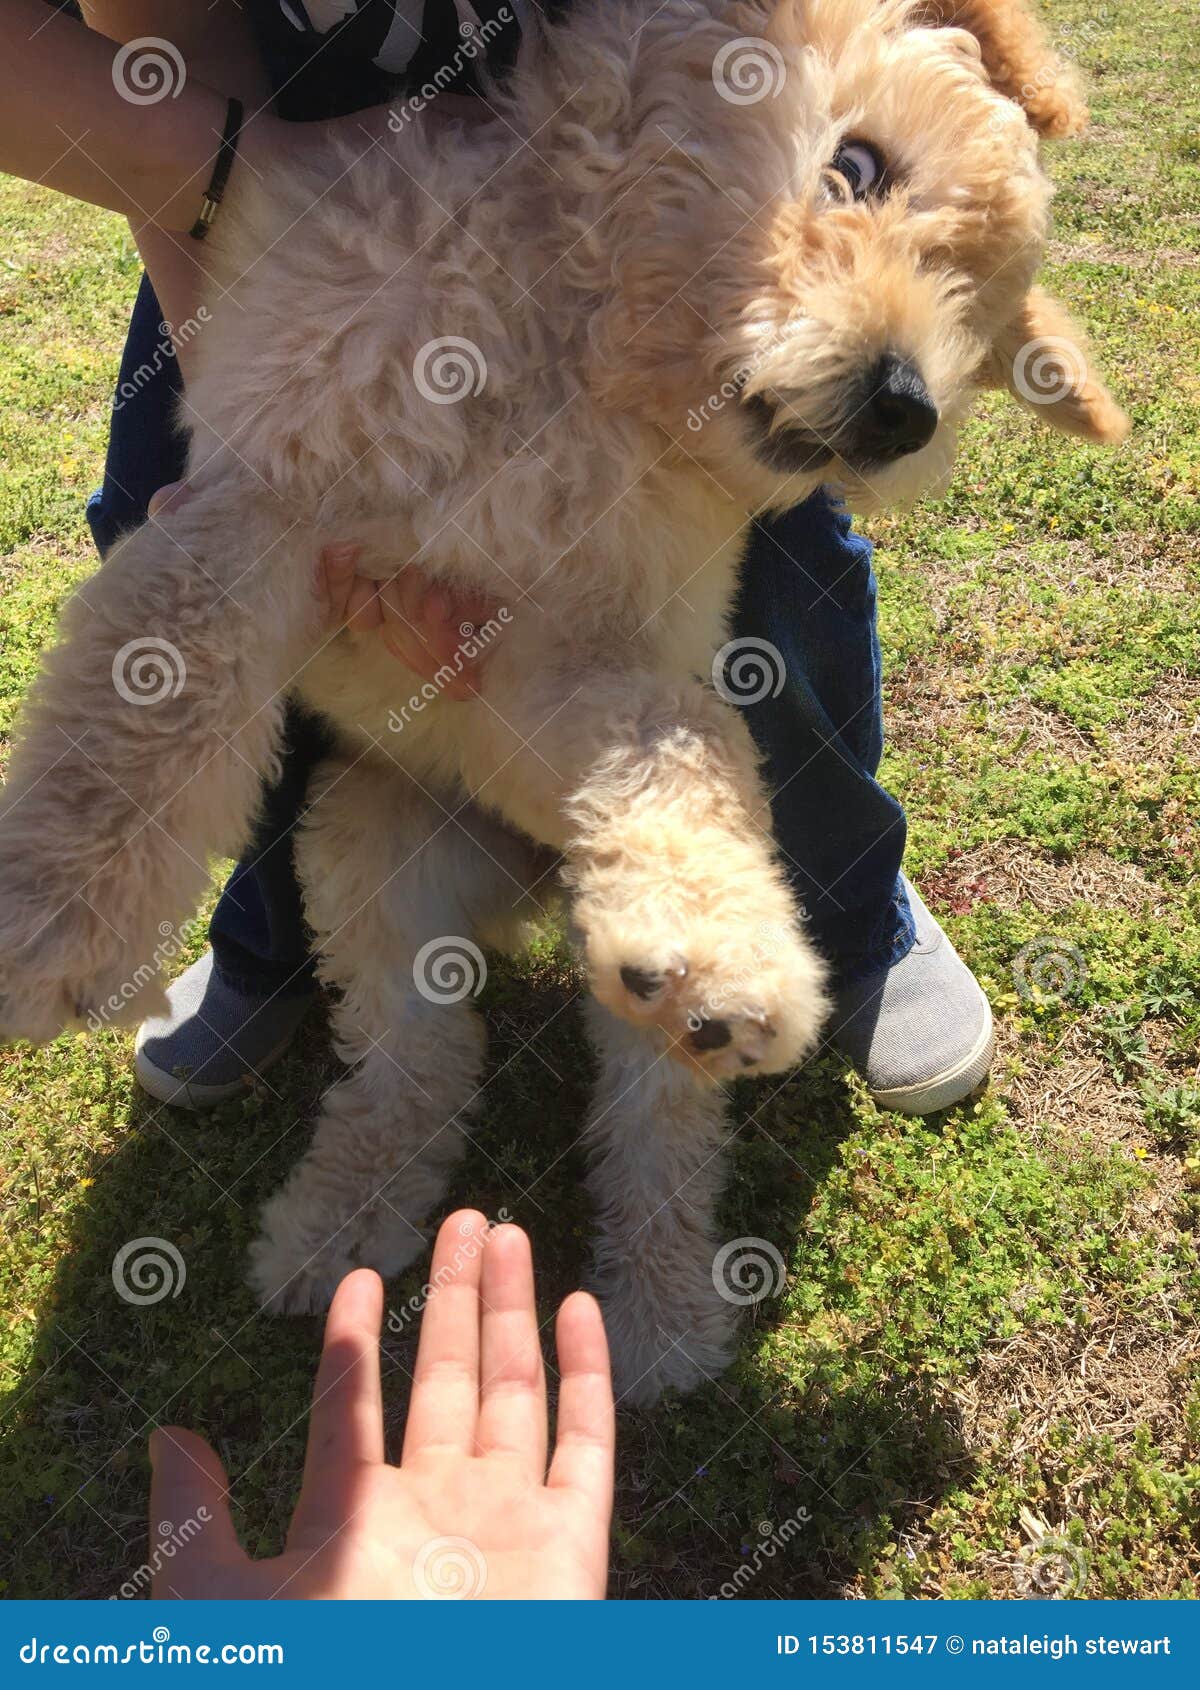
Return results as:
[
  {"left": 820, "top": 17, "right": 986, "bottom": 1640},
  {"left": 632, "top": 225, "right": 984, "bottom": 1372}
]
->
[
  {"left": 598, "top": 1275, "right": 737, "bottom": 1407},
  {"left": 250, "top": 1182, "right": 428, "bottom": 1315},
  {"left": 584, "top": 908, "right": 828, "bottom": 1080},
  {"left": 248, "top": 1231, "right": 355, "bottom": 1316},
  {"left": 0, "top": 881, "right": 160, "bottom": 1046},
  {"left": 0, "top": 970, "right": 78, "bottom": 1046}
]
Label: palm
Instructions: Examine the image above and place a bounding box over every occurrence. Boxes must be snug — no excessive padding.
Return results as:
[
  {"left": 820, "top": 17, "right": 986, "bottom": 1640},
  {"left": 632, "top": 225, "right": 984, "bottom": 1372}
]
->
[
  {"left": 151, "top": 1217, "right": 614, "bottom": 1601},
  {"left": 262, "top": 1453, "right": 606, "bottom": 1600}
]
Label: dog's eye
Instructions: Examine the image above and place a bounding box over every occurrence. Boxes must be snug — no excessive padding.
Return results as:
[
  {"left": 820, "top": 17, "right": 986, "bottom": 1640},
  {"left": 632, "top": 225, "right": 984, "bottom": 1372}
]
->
[{"left": 830, "top": 139, "right": 886, "bottom": 200}]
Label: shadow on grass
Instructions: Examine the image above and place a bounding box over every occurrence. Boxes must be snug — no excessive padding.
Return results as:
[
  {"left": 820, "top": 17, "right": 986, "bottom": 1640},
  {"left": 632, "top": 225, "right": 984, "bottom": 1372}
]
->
[
  {"left": 610, "top": 1063, "right": 975, "bottom": 1598},
  {"left": 1, "top": 955, "right": 970, "bottom": 1599}
]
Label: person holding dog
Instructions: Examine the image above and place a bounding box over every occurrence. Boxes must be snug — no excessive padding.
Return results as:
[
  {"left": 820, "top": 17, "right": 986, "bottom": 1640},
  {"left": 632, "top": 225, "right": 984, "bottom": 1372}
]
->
[{"left": 0, "top": 0, "right": 994, "bottom": 1118}]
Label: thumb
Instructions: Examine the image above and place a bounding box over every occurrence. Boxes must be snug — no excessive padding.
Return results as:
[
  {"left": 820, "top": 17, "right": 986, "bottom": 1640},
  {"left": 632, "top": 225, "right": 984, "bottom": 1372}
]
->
[{"left": 148, "top": 1426, "right": 247, "bottom": 1597}]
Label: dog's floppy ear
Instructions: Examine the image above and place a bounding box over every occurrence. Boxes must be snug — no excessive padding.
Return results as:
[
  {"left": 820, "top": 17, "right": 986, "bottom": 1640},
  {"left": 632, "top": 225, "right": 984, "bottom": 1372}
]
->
[
  {"left": 978, "top": 286, "right": 1129, "bottom": 443},
  {"left": 914, "top": 0, "right": 1088, "bottom": 137}
]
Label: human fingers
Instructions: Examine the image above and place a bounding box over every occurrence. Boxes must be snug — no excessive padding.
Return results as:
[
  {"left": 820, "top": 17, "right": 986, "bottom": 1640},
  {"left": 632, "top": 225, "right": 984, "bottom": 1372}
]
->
[
  {"left": 475, "top": 1223, "right": 547, "bottom": 1479},
  {"left": 378, "top": 573, "right": 439, "bottom": 676},
  {"left": 286, "top": 1269, "right": 385, "bottom": 1546},
  {"left": 343, "top": 574, "right": 384, "bottom": 633},
  {"left": 147, "top": 481, "right": 191, "bottom": 520},
  {"left": 314, "top": 542, "right": 364, "bottom": 627},
  {"left": 546, "top": 1292, "right": 615, "bottom": 1515},
  {"left": 381, "top": 577, "right": 497, "bottom": 697},
  {"left": 379, "top": 573, "right": 479, "bottom": 695},
  {"left": 303, "top": 1268, "right": 386, "bottom": 1474},
  {"left": 416, "top": 585, "right": 493, "bottom": 698},
  {"left": 400, "top": 1210, "right": 490, "bottom": 1462},
  {"left": 148, "top": 1426, "right": 247, "bottom": 1597}
]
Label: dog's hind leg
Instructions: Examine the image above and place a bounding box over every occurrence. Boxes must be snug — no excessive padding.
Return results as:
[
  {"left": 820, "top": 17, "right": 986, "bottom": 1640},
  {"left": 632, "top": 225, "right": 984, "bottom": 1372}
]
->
[
  {"left": 0, "top": 473, "right": 323, "bottom": 1044},
  {"left": 249, "top": 755, "right": 542, "bottom": 1314},
  {"left": 582, "top": 999, "right": 738, "bottom": 1406}
]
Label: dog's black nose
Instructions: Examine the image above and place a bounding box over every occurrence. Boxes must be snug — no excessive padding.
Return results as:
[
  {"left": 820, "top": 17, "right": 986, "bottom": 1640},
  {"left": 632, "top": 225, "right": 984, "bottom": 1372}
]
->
[{"left": 853, "top": 354, "right": 939, "bottom": 461}]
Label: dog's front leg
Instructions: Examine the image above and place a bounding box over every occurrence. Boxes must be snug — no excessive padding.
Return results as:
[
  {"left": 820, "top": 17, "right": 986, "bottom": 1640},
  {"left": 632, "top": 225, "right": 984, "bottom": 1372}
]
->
[
  {"left": 464, "top": 656, "right": 828, "bottom": 1081},
  {"left": 583, "top": 1000, "right": 739, "bottom": 1404},
  {"left": 0, "top": 479, "right": 320, "bottom": 1043}
]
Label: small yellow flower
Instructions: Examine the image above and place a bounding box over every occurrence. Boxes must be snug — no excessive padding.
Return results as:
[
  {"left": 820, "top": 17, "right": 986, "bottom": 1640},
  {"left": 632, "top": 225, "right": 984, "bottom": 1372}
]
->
[
  {"left": 1132, "top": 1147, "right": 1148, "bottom": 1161},
  {"left": 79, "top": 1177, "right": 95, "bottom": 1189}
]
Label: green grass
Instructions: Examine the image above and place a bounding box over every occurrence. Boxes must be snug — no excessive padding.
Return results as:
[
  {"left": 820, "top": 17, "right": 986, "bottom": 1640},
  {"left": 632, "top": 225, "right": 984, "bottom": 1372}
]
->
[{"left": 2, "top": 0, "right": 1199, "bottom": 1600}]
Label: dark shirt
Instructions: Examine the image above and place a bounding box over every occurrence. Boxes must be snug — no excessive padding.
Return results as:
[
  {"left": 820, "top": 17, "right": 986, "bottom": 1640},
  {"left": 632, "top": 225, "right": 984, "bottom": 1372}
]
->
[{"left": 246, "top": 0, "right": 529, "bottom": 118}]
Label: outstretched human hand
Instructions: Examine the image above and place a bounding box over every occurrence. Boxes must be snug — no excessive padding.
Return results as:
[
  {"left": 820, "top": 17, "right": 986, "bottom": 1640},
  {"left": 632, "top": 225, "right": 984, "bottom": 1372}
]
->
[{"left": 149, "top": 1213, "right": 614, "bottom": 1599}]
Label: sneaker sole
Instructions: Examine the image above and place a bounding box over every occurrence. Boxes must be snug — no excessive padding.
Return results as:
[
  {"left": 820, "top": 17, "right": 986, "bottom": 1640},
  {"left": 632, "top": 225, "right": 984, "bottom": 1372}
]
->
[
  {"left": 869, "top": 997, "right": 996, "bottom": 1116},
  {"left": 133, "top": 1028, "right": 298, "bottom": 1112}
]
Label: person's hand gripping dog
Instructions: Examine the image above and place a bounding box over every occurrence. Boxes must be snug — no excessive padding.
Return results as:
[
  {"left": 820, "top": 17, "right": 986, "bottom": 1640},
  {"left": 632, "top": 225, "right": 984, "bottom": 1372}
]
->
[
  {"left": 149, "top": 481, "right": 501, "bottom": 697},
  {"left": 148, "top": 1214, "right": 614, "bottom": 1599}
]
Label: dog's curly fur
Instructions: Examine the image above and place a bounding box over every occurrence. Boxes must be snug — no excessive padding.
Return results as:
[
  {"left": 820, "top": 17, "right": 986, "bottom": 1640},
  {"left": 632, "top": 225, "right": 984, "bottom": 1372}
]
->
[
  {"left": 0, "top": 0, "right": 1126, "bottom": 1400},
  {"left": 914, "top": 0, "right": 1088, "bottom": 138}
]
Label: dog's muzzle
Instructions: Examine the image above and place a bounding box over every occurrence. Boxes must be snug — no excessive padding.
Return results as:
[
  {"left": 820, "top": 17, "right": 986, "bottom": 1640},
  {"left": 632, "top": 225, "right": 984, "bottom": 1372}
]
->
[
  {"left": 844, "top": 354, "right": 939, "bottom": 466},
  {"left": 740, "top": 393, "right": 834, "bottom": 475},
  {"left": 743, "top": 352, "right": 939, "bottom": 477}
]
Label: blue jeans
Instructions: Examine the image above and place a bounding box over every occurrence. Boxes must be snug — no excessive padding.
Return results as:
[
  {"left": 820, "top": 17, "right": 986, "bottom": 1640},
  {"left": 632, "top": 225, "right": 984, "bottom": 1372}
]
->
[{"left": 89, "top": 273, "right": 913, "bottom": 997}]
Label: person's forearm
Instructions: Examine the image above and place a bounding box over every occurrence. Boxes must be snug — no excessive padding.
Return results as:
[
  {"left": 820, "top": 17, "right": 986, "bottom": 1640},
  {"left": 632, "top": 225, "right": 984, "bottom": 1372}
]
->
[
  {"left": 79, "top": 2, "right": 272, "bottom": 102},
  {"left": 0, "top": 0, "right": 257, "bottom": 233},
  {"left": 76, "top": 3, "right": 275, "bottom": 367}
]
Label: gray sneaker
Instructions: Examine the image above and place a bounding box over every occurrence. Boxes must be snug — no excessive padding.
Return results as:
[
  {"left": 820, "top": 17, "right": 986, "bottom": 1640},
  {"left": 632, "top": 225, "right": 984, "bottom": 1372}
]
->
[
  {"left": 831, "top": 878, "right": 995, "bottom": 1115},
  {"left": 134, "top": 952, "right": 314, "bottom": 1110}
]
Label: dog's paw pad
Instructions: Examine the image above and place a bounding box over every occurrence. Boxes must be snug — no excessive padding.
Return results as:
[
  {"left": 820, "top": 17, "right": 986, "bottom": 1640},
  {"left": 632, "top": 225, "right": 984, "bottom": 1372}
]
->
[
  {"left": 689, "top": 1015, "right": 731, "bottom": 1051},
  {"left": 619, "top": 956, "right": 687, "bottom": 1004},
  {"left": 690, "top": 1007, "right": 779, "bottom": 1073},
  {"left": 587, "top": 912, "right": 826, "bottom": 1081},
  {"left": 611, "top": 954, "right": 790, "bottom": 1075}
]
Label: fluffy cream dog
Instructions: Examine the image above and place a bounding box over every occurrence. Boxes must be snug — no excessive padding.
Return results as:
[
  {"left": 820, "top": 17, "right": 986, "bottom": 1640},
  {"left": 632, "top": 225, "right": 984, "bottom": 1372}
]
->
[{"left": 0, "top": 0, "right": 1126, "bottom": 1400}]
